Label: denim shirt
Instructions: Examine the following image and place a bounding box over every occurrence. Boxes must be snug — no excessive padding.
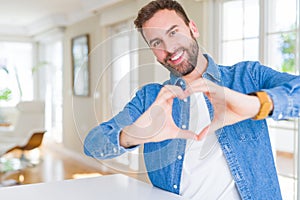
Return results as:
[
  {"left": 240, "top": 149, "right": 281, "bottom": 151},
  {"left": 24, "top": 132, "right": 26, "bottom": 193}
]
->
[{"left": 84, "top": 54, "right": 300, "bottom": 200}]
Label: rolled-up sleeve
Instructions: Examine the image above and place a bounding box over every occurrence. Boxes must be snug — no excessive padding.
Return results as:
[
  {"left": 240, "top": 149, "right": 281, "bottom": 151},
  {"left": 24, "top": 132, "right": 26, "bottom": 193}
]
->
[
  {"left": 264, "top": 77, "right": 300, "bottom": 120},
  {"left": 252, "top": 63, "right": 300, "bottom": 120},
  {"left": 84, "top": 122, "right": 135, "bottom": 159},
  {"left": 84, "top": 83, "right": 162, "bottom": 160},
  {"left": 84, "top": 89, "right": 145, "bottom": 159}
]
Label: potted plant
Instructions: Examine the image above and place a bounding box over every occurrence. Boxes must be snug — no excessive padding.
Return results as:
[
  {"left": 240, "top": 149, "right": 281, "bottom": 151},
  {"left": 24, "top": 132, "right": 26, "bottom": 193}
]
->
[
  {"left": 0, "top": 88, "right": 12, "bottom": 101},
  {"left": 0, "top": 65, "right": 12, "bottom": 101}
]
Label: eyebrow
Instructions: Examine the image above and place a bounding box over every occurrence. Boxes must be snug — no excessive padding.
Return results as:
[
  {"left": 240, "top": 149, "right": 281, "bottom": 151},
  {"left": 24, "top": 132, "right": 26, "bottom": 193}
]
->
[{"left": 148, "top": 25, "right": 178, "bottom": 46}]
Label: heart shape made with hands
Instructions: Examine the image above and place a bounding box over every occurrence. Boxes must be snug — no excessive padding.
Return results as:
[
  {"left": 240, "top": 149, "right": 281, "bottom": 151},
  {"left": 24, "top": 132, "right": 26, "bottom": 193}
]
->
[{"left": 121, "top": 78, "right": 260, "bottom": 147}]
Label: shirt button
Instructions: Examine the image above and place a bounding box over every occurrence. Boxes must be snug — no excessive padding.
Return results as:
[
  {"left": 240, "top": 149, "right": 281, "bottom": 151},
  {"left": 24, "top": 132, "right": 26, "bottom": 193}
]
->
[
  {"left": 177, "top": 155, "right": 182, "bottom": 160},
  {"left": 180, "top": 81, "right": 184, "bottom": 85},
  {"left": 278, "top": 113, "right": 283, "bottom": 119},
  {"left": 173, "top": 184, "right": 178, "bottom": 189},
  {"left": 181, "top": 125, "right": 187, "bottom": 129},
  {"left": 113, "top": 148, "right": 117, "bottom": 153},
  {"left": 100, "top": 153, "right": 104, "bottom": 157},
  {"left": 183, "top": 98, "right": 187, "bottom": 102}
]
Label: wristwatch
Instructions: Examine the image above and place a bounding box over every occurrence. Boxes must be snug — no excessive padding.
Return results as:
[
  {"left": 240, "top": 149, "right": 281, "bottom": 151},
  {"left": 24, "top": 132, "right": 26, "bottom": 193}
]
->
[{"left": 250, "top": 91, "right": 273, "bottom": 120}]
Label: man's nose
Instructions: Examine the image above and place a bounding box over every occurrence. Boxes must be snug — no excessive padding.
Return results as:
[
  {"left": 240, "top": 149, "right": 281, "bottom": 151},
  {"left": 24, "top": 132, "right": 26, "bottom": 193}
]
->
[{"left": 164, "top": 40, "right": 177, "bottom": 54}]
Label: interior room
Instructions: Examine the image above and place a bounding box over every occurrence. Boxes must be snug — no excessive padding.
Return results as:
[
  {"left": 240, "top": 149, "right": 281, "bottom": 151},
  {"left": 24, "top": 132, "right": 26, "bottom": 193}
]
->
[{"left": 0, "top": 0, "right": 299, "bottom": 199}]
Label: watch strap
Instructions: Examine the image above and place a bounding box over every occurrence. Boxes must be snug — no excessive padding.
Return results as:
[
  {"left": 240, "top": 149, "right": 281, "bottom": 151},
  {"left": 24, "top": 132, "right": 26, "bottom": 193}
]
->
[{"left": 250, "top": 91, "right": 273, "bottom": 120}]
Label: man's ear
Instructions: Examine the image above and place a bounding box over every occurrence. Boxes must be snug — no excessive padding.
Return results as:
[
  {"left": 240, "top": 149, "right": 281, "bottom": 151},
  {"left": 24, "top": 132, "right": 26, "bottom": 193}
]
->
[{"left": 189, "top": 20, "right": 199, "bottom": 38}]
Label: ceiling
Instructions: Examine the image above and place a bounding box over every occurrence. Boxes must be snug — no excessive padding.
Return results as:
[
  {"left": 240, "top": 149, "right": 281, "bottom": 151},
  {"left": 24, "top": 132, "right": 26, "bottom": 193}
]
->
[{"left": 0, "top": 0, "right": 122, "bottom": 37}]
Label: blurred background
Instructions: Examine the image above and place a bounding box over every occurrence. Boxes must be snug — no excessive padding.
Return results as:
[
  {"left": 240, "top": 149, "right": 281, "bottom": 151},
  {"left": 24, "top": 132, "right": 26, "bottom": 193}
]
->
[{"left": 0, "top": 0, "right": 299, "bottom": 199}]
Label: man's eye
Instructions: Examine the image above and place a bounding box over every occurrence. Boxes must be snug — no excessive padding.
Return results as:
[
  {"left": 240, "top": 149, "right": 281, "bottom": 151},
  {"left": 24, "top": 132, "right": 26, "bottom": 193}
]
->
[
  {"left": 152, "top": 40, "right": 161, "bottom": 48},
  {"left": 169, "top": 30, "right": 177, "bottom": 37}
]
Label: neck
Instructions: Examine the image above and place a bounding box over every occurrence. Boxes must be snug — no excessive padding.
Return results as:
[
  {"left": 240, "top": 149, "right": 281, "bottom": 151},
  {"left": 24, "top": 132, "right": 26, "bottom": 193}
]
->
[{"left": 183, "top": 53, "right": 207, "bottom": 84}]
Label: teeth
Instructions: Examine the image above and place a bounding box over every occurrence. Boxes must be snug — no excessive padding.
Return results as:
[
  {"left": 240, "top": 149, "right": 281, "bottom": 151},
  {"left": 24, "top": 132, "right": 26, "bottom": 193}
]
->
[{"left": 171, "top": 50, "right": 184, "bottom": 61}]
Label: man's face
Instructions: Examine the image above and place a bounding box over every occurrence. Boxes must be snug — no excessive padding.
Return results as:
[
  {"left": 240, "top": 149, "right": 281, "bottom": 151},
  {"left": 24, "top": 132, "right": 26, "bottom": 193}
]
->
[{"left": 142, "top": 9, "right": 199, "bottom": 77}]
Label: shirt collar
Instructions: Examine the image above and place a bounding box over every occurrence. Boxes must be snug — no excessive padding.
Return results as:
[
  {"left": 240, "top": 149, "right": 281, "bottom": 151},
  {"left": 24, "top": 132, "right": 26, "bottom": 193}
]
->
[{"left": 169, "top": 54, "right": 221, "bottom": 86}]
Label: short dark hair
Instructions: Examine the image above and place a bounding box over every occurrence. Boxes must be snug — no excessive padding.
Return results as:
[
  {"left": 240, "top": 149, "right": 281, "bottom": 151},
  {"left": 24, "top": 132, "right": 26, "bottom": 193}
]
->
[{"left": 134, "top": 0, "right": 190, "bottom": 32}]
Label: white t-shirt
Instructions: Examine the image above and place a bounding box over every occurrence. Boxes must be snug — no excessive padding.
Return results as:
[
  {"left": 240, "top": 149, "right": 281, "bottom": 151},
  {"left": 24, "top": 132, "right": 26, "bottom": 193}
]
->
[{"left": 180, "top": 93, "right": 241, "bottom": 200}]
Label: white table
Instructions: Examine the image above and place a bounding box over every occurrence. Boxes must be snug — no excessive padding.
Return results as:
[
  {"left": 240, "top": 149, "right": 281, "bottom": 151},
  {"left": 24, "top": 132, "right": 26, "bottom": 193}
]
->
[{"left": 0, "top": 174, "right": 188, "bottom": 200}]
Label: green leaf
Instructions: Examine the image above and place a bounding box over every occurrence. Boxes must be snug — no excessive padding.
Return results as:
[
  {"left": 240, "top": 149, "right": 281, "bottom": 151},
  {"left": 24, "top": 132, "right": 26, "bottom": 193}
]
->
[{"left": 0, "top": 88, "right": 12, "bottom": 101}]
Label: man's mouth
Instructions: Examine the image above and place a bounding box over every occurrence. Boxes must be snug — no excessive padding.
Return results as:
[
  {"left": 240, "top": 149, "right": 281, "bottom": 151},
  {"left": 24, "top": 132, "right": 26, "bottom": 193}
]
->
[{"left": 168, "top": 49, "right": 185, "bottom": 65}]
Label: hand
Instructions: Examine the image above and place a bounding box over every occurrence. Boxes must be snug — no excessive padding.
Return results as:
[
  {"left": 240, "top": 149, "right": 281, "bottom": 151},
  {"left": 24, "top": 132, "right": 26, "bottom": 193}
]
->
[
  {"left": 184, "top": 78, "right": 260, "bottom": 140},
  {"left": 120, "top": 85, "right": 198, "bottom": 148}
]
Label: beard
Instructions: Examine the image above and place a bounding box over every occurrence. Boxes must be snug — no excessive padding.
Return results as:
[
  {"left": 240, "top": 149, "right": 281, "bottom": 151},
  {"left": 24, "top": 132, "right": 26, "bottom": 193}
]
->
[{"left": 159, "top": 37, "right": 199, "bottom": 77}]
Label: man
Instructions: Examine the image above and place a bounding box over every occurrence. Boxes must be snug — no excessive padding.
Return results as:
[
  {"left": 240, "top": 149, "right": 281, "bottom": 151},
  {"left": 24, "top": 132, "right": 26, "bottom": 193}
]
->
[{"left": 84, "top": 0, "right": 300, "bottom": 199}]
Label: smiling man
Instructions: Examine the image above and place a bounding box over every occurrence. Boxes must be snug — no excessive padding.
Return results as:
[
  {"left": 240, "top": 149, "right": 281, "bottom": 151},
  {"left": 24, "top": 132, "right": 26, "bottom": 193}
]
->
[
  {"left": 143, "top": 10, "right": 200, "bottom": 77},
  {"left": 84, "top": 0, "right": 300, "bottom": 199}
]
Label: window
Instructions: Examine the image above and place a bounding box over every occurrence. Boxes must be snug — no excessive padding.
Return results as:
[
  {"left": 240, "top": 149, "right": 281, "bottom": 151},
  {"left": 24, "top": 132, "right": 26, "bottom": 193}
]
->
[
  {"left": 110, "top": 22, "right": 138, "bottom": 116},
  {"left": 221, "top": 0, "right": 259, "bottom": 65},
  {"left": 0, "top": 37, "right": 63, "bottom": 143},
  {"left": 38, "top": 41, "right": 63, "bottom": 143},
  {"left": 108, "top": 20, "right": 139, "bottom": 171},
  {"left": 266, "top": 0, "right": 297, "bottom": 73},
  {"left": 220, "top": 0, "right": 299, "bottom": 199},
  {"left": 0, "top": 42, "right": 33, "bottom": 107}
]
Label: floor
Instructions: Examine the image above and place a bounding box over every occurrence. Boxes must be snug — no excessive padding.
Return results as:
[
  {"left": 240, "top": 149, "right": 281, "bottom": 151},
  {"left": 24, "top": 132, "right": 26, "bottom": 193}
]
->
[
  {"left": 0, "top": 140, "right": 108, "bottom": 186},
  {"left": 0, "top": 141, "right": 298, "bottom": 199},
  {"left": 276, "top": 153, "right": 297, "bottom": 200}
]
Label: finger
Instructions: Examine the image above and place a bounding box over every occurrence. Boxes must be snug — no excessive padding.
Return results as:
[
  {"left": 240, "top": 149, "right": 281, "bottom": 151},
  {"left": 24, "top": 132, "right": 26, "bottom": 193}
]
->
[
  {"left": 184, "top": 78, "right": 211, "bottom": 97},
  {"left": 175, "top": 129, "right": 198, "bottom": 140},
  {"left": 195, "top": 125, "right": 210, "bottom": 141},
  {"left": 196, "top": 115, "right": 227, "bottom": 141},
  {"left": 162, "top": 85, "right": 186, "bottom": 100}
]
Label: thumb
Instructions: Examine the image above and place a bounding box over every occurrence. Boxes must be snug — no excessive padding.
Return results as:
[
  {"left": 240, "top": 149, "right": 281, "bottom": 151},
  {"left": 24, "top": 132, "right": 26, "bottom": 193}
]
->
[{"left": 196, "top": 114, "right": 227, "bottom": 140}]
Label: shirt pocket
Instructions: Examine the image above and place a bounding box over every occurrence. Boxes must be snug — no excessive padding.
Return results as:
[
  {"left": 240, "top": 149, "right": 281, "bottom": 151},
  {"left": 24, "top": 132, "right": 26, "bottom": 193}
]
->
[{"left": 234, "top": 120, "right": 266, "bottom": 142}]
